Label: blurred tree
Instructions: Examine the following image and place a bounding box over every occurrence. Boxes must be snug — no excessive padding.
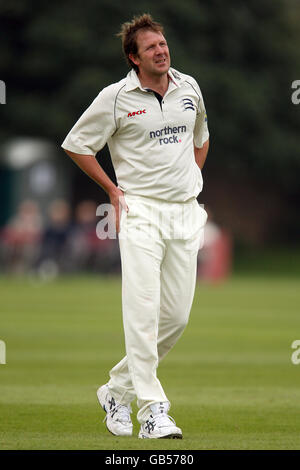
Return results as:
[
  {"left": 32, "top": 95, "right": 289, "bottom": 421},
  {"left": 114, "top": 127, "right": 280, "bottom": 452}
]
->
[{"left": 0, "top": 0, "right": 299, "bottom": 242}]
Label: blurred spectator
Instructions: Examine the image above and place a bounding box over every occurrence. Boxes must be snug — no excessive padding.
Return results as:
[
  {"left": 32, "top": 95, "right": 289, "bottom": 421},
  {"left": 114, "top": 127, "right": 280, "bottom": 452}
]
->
[
  {"left": 36, "top": 199, "right": 72, "bottom": 277},
  {"left": 67, "top": 200, "right": 120, "bottom": 273},
  {"left": 0, "top": 198, "right": 122, "bottom": 276},
  {"left": 197, "top": 208, "right": 232, "bottom": 283},
  {"left": 0, "top": 200, "right": 43, "bottom": 274}
]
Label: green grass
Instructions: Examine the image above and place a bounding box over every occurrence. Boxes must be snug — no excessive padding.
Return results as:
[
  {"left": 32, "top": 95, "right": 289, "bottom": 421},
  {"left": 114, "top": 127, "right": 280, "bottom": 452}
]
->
[{"left": 0, "top": 273, "right": 300, "bottom": 450}]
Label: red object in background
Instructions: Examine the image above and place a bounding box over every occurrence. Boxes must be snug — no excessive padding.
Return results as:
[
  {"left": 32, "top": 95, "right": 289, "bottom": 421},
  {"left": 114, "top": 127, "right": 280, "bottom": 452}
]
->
[{"left": 197, "top": 226, "right": 232, "bottom": 283}]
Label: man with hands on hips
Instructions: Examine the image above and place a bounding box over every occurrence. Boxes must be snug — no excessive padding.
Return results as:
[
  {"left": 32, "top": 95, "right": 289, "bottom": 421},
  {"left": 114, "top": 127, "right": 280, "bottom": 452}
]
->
[{"left": 62, "top": 13, "right": 209, "bottom": 439}]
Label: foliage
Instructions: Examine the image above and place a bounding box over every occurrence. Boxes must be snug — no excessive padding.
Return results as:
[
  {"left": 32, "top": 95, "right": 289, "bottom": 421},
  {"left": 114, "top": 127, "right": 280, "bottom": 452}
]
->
[{"left": 0, "top": 0, "right": 299, "bottom": 193}]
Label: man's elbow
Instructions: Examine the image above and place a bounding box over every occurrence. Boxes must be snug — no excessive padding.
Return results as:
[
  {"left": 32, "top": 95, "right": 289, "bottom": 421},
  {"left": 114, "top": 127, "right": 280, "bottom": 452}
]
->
[
  {"left": 202, "top": 138, "right": 209, "bottom": 150},
  {"left": 194, "top": 138, "right": 209, "bottom": 151}
]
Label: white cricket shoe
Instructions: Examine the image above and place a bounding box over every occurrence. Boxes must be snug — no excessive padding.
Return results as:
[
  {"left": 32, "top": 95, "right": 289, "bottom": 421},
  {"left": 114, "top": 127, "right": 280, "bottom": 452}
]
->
[
  {"left": 138, "top": 402, "right": 183, "bottom": 439},
  {"left": 97, "top": 384, "right": 133, "bottom": 436}
]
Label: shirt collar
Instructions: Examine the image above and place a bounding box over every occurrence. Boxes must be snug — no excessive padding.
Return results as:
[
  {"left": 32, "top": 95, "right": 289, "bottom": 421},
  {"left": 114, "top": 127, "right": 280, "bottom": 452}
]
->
[
  {"left": 125, "top": 68, "right": 182, "bottom": 92},
  {"left": 167, "top": 68, "right": 182, "bottom": 88}
]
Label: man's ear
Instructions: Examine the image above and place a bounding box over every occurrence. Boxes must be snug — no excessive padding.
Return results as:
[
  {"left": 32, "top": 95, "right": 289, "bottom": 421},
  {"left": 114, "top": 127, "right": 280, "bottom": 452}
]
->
[{"left": 129, "top": 53, "right": 140, "bottom": 67}]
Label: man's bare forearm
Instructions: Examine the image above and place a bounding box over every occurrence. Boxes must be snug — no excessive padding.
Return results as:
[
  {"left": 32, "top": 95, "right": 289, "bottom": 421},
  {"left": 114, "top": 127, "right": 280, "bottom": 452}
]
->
[
  {"left": 64, "top": 149, "right": 117, "bottom": 196},
  {"left": 194, "top": 139, "right": 209, "bottom": 170},
  {"left": 64, "top": 149, "right": 128, "bottom": 232}
]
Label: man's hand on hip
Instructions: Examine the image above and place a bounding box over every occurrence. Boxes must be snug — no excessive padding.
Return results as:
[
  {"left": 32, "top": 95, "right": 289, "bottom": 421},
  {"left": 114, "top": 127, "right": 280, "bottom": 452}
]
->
[{"left": 109, "top": 187, "right": 129, "bottom": 233}]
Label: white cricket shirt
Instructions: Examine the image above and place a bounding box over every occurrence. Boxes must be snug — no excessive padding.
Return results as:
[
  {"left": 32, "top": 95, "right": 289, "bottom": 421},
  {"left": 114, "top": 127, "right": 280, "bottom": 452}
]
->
[{"left": 61, "top": 68, "right": 209, "bottom": 202}]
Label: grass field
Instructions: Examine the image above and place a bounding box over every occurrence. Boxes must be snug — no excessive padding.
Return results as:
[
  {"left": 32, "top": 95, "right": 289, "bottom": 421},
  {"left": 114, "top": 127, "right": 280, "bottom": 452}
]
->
[{"left": 1, "top": 267, "right": 300, "bottom": 450}]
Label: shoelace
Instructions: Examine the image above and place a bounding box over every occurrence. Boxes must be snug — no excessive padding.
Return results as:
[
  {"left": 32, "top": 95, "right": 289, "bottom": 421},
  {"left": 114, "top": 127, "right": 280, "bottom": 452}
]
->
[
  {"left": 150, "top": 412, "right": 176, "bottom": 429},
  {"left": 103, "top": 403, "right": 132, "bottom": 424}
]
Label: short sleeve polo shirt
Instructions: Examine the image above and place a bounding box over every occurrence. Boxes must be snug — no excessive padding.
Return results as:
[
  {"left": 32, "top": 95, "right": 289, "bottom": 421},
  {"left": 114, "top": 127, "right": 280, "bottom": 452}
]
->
[{"left": 61, "top": 68, "right": 209, "bottom": 202}]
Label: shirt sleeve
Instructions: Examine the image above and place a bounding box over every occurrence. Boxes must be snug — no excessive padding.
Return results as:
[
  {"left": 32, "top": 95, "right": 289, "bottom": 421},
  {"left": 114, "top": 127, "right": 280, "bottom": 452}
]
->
[
  {"left": 192, "top": 80, "right": 209, "bottom": 148},
  {"left": 61, "top": 85, "right": 116, "bottom": 156}
]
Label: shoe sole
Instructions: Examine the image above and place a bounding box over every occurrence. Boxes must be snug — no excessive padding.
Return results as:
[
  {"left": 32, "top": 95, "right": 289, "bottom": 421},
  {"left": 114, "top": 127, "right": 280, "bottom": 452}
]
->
[
  {"left": 139, "top": 433, "right": 183, "bottom": 439},
  {"left": 105, "top": 422, "right": 118, "bottom": 437}
]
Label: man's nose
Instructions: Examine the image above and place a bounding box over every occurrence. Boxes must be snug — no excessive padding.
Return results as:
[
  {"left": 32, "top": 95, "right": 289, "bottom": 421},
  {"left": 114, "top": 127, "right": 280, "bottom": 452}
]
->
[{"left": 155, "top": 45, "right": 164, "bottom": 54}]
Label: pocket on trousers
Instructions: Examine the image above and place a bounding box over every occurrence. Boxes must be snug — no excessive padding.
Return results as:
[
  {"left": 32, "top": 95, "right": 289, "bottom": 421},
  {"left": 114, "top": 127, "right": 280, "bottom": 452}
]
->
[
  {"left": 184, "top": 202, "right": 207, "bottom": 253},
  {"left": 197, "top": 203, "right": 208, "bottom": 229},
  {"left": 119, "top": 205, "right": 128, "bottom": 236}
]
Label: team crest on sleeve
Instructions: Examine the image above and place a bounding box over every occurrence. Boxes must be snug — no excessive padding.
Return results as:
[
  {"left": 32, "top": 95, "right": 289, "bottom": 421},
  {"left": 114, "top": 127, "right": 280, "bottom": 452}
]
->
[{"left": 181, "top": 98, "right": 195, "bottom": 111}]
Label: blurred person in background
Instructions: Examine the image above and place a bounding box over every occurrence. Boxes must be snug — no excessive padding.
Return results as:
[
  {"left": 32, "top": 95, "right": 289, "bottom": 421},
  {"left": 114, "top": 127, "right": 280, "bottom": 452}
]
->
[
  {"left": 0, "top": 200, "right": 43, "bottom": 274},
  {"left": 67, "top": 200, "right": 119, "bottom": 273},
  {"left": 95, "top": 205, "right": 121, "bottom": 274},
  {"left": 61, "top": 13, "right": 209, "bottom": 439},
  {"left": 197, "top": 207, "right": 232, "bottom": 283},
  {"left": 66, "top": 200, "right": 99, "bottom": 272},
  {"left": 36, "top": 199, "right": 72, "bottom": 277}
]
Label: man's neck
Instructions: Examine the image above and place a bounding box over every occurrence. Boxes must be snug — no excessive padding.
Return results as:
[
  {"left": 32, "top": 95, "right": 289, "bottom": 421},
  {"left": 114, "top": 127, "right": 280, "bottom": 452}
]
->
[{"left": 138, "top": 71, "right": 169, "bottom": 97}]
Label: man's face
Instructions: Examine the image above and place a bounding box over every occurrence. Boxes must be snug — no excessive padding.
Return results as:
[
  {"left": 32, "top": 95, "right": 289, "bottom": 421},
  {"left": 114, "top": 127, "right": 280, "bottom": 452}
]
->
[{"left": 130, "top": 30, "right": 170, "bottom": 77}]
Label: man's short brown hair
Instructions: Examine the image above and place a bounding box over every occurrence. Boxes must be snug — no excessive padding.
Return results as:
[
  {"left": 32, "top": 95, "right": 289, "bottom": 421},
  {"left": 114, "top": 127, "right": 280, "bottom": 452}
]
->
[{"left": 117, "top": 13, "right": 165, "bottom": 72}]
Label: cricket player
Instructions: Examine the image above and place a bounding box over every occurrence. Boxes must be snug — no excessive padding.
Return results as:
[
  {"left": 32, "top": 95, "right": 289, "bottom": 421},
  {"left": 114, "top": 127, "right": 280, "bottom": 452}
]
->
[{"left": 61, "top": 13, "right": 209, "bottom": 439}]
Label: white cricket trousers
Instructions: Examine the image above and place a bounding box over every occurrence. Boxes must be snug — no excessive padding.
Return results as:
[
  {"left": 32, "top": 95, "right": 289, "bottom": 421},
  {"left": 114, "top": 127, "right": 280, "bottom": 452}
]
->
[{"left": 107, "top": 195, "right": 207, "bottom": 423}]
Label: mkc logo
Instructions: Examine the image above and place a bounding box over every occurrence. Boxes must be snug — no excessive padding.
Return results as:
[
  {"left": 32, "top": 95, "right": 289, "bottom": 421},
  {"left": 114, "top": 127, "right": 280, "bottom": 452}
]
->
[
  {"left": 128, "top": 109, "right": 146, "bottom": 117},
  {"left": 181, "top": 98, "right": 195, "bottom": 111}
]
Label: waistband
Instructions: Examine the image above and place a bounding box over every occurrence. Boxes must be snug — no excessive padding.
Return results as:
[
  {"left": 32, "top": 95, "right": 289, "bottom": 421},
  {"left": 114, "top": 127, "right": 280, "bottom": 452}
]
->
[{"left": 122, "top": 193, "right": 197, "bottom": 206}]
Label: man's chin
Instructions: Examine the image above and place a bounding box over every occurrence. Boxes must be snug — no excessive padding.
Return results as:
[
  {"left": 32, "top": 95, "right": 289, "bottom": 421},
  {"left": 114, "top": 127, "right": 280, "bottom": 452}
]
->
[{"left": 154, "top": 64, "right": 169, "bottom": 75}]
